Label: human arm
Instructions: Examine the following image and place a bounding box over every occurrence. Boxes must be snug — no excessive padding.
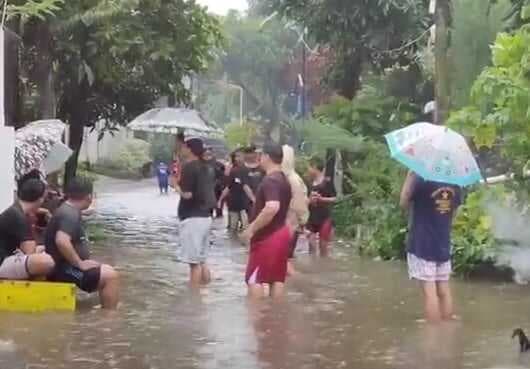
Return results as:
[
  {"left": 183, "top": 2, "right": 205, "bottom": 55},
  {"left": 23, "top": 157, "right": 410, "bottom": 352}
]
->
[
  {"left": 241, "top": 178, "right": 281, "bottom": 242},
  {"left": 12, "top": 211, "right": 37, "bottom": 254},
  {"left": 55, "top": 231, "right": 99, "bottom": 271},
  {"left": 218, "top": 187, "right": 229, "bottom": 208},
  {"left": 243, "top": 185, "right": 256, "bottom": 204},
  {"left": 400, "top": 171, "right": 417, "bottom": 210},
  {"left": 241, "top": 200, "right": 280, "bottom": 243},
  {"left": 313, "top": 179, "right": 337, "bottom": 204},
  {"left": 174, "top": 164, "right": 194, "bottom": 200}
]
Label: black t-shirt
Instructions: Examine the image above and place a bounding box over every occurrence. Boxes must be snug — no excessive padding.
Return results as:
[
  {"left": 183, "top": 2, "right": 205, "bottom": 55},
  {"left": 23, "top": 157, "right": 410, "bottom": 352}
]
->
[
  {"left": 250, "top": 171, "right": 292, "bottom": 242},
  {"left": 226, "top": 166, "right": 247, "bottom": 212},
  {"left": 178, "top": 159, "right": 216, "bottom": 220},
  {"left": 0, "top": 202, "right": 33, "bottom": 263},
  {"left": 308, "top": 178, "right": 337, "bottom": 227},
  {"left": 45, "top": 203, "right": 90, "bottom": 266},
  {"left": 242, "top": 165, "right": 266, "bottom": 196}
]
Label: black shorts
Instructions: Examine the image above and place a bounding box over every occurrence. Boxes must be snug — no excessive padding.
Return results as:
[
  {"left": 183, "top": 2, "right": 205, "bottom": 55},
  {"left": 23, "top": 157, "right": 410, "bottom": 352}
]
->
[{"left": 51, "top": 265, "right": 101, "bottom": 293}]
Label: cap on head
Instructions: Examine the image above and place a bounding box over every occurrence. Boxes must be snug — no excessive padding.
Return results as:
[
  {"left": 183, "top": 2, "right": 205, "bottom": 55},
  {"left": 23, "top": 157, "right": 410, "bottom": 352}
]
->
[
  {"left": 185, "top": 138, "right": 205, "bottom": 158},
  {"left": 262, "top": 142, "right": 283, "bottom": 164}
]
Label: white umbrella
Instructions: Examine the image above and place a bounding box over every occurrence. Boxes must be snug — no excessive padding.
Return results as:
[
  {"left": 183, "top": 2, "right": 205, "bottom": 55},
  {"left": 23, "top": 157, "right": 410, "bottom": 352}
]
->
[
  {"left": 127, "top": 108, "right": 223, "bottom": 138},
  {"left": 14, "top": 120, "right": 71, "bottom": 179}
]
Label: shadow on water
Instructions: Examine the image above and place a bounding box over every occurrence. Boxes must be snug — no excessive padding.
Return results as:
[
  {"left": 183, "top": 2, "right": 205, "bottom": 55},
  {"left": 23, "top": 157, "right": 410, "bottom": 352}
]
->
[{"left": 1, "top": 177, "right": 530, "bottom": 368}]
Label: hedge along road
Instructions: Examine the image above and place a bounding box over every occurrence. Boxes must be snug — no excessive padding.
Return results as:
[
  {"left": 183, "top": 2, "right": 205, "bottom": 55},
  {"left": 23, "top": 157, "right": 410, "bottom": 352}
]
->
[{"left": 0, "top": 177, "right": 528, "bottom": 369}]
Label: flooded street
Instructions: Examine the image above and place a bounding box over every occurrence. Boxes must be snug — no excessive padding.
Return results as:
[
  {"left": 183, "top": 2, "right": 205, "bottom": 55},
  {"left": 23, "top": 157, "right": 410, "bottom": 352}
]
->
[{"left": 2, "top": 178, "right": 530, "bottom": 369}]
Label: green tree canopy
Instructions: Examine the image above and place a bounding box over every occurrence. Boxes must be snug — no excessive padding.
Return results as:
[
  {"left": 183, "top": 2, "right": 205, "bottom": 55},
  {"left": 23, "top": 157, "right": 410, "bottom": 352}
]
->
[{"left": 254, "top": 0, "right": 429, "bottom": 98}]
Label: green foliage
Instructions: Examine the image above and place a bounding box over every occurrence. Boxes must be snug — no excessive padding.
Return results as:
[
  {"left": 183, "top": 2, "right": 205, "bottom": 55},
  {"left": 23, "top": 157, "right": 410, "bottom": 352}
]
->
[
  {"left": 261, "top": 0, "right": 429, "bottom": 97},
  {"left": 314, "top": 85, "right": 420, "bottom": 142},
  {"left": 149, "top": 134, "right": 174, "bottom": 164},
  {"left": 448, "top": 24, "right": 530, "bottom": 183},
  {"left": 202, "top": 10, "right": 298, "bottom": 129},
  {"left": 224, "top": 122, "right": 259, "bottom": 150},
  {"left": 452, "top": 186, "right": 507, "bottom": 275},
  {"left": 85, "top": 222, "right": 107, "bottom": 242},
  {"left": 95, "top": 139, "right": 151, "bottom": 179},
  {"left": 301, "top": 119, "right": 363, "bottom": 156},
  {"left": 450, "top": 0, "right": 512, "bottom": 107},
  {"left": 333, "top": 143, "right": 408, "bottom": 260},
  {"left": 6, "top": 0, "right": 63, "bottom": 20}
]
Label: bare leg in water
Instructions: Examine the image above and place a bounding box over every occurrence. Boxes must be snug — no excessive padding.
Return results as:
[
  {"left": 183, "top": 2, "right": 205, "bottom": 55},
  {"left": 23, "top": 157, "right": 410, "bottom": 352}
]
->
[
  {"left": 422, "top": 281, "right": 441, "bottom": 323},
  {"left": 437, "top": 281, "right": 455, "bottom": 320}
]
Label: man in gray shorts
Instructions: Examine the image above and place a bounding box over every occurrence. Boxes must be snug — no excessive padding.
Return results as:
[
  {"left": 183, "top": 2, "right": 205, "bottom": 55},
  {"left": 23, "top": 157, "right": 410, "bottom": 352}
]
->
[
  {"left": 174, "top": 138, "right": 216, "bottom": 287},
  {"left": 0, "top": 178, "right": 55, "bottom": 280}
]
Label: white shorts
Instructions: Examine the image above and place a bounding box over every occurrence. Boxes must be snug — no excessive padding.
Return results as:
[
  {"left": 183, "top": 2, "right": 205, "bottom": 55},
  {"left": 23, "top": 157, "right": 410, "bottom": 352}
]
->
[
  {"left": 178, "top": 217, "right": 212, "bottom": 264},
  {"left": 0, "top": 251, "right": 30, "bottom": 280},
  {"left": 407, "top": 253, "right": 451, "bottom": 282}
]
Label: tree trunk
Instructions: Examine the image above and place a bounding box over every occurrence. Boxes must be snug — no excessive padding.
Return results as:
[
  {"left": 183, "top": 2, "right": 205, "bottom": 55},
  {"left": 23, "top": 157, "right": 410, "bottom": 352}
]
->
[
  {"left": 434, "top": 0, "right": 451, "bottom": 125},
  {"left": 64, "top": 119, "right": 84, "bottom": 189},
  {"left": 336, "top": 52, "right": 363, "bottom": 99},
  {"left": 34, "top": 22, "right": 55, "bottom": 119},
  {"left": 4, "top": 25, "right": 21, "bottom": 126}
]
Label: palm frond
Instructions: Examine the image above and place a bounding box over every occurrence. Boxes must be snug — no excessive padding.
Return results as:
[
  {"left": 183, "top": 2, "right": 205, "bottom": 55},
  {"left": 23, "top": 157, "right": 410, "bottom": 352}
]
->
[
  {"left": 302, "top": 119, "right": 364, "bottom": 155},
  {"left": 55, "top": 0, "right": 125, "bottom": 32},
  {"left": 6, "top": 0, "right": 64, "bottom": 20}
]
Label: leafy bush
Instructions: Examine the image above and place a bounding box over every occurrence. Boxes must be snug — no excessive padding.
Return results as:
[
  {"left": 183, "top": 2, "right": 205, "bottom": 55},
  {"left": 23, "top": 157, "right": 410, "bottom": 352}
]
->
[
  {"left": 333, "top": 143, "right": 408, "bottom": 260},
  {"left": 93, "top": 139, "right": 151, "bottom": 179},
  {"left": 224, "top": 122, "right": 259, "bottom": 150},
  {"left": 448, "top": 23, "right": 530, "bottom": 189},
  {"left": 452, "top": 186, "right": 506, "bottom": 275},
  {"left": 149, "top": 134, "right": 174, "bottom": 164}
]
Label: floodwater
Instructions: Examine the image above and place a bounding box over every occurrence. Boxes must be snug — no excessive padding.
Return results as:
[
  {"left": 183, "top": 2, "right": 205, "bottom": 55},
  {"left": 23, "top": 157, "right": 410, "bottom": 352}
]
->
[{"left": 1, "top": 178, "right": 530, "bottom": 369}]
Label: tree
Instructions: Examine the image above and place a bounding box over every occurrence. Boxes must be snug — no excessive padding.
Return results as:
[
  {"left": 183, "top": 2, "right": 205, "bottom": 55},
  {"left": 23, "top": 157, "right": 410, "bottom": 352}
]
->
[
  {"left": 448, "top": 21, "right": 530, "bottom": 187},
  {"left": 205, "top": 10, "right": 297, "bottom": 133},
  {"left": 256, "top": 0, "right": 430, "bottom": 99},
  {"left": 450, "top": 0, "right": 512, "bottom": 108},
  {"left": 46, "top": 0, "right": 222, "bottom": 184}
]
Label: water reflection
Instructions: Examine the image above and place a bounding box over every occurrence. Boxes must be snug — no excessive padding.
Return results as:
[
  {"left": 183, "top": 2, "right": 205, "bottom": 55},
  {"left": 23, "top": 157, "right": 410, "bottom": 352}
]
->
[{"left": 0, "top": 178, "right": 529, "bottom": 368}]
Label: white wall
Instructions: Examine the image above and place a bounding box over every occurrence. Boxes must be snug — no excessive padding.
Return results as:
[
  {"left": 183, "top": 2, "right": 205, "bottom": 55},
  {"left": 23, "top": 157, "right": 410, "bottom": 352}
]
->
[
  {"left": 0, "top": 127, "right": 15, "bottom": 212},
  {"left": 78, "top": 122, "right": 132, "bottom": 164}
]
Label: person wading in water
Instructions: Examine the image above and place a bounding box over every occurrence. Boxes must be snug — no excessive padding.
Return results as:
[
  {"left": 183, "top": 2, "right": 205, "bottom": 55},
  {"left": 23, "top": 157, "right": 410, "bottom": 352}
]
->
[{"left": 241, "top": 142, "right": 292, "bottom": 299}]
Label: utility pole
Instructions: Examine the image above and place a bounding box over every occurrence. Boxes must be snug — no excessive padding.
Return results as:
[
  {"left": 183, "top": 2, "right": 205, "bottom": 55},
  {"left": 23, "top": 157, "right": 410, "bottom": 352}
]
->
[
  {"left": 301, "top": 44, "right": 306, "bottom": 123},
  {"left": 434, "top": 0, "right": 451, "bottom": 125}
]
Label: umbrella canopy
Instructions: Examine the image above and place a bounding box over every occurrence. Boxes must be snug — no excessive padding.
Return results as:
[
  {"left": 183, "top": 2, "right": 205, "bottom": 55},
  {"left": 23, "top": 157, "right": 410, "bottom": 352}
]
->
[
  {"left": 384, "top": 122, "right": 483, "bottom": 187},
  {"left": 14, "top": 120, "right": 70, "bottom": 179},
  {"left": 127, "top": 108, "right": 223, "bottom": 138}
]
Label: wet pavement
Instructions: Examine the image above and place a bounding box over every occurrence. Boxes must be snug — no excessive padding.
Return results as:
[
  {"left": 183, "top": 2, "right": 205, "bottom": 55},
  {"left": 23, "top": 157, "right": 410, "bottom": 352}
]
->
[{"left": 1, "top": 177, "right": 530, "bottom": 369}]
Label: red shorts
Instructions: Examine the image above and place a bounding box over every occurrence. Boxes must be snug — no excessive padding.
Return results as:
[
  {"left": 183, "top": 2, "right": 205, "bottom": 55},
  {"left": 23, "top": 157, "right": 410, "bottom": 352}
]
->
[
  {"left": 245, "top": 226, "right": 291, "bottom": 285},
  {"left": 307, "top": 218, "right": 334, "bottom": 242}
]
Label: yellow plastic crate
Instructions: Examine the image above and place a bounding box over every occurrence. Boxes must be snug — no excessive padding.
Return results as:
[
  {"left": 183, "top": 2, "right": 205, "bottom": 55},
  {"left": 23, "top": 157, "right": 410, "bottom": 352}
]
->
[{"left": 0, "top": 280, "right": 76, "bottom": 312}]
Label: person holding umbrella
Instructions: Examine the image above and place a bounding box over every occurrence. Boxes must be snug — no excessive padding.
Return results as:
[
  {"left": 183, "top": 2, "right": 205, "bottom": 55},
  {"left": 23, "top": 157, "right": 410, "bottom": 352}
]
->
[{"left": 386, "top": 122, "right": 482, "bottom": 322}]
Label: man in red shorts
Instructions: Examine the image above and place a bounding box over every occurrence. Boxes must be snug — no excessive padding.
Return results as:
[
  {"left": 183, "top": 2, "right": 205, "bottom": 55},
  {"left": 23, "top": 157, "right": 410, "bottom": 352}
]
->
[
  {"left": 307, "top": 157, "right": 337, "bottom": 257},
  {"left": 241, "top": 142, "right": 292, "bottom": 299}
]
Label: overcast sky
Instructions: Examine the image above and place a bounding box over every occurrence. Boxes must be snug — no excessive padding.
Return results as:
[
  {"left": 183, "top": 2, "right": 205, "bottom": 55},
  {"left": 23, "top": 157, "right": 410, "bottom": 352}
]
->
[{"left": 196, "top": 0, "right": 248, "bottom": 15}]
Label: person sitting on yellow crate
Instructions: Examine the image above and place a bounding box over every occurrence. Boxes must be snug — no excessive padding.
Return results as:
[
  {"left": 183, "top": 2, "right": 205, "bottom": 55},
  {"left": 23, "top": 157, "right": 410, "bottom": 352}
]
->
[
  {"left": 0, "top": 178, "right": 56, "bottom": 280},
  {"left": 45, "top": 177, "right": 120, "bottom": 310}
]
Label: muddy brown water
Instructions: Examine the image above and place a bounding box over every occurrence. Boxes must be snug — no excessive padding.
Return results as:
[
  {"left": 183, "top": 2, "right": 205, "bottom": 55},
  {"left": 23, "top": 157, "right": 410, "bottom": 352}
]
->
[{"left": 1, "top": 178, "right": 530, "bottom": 369}]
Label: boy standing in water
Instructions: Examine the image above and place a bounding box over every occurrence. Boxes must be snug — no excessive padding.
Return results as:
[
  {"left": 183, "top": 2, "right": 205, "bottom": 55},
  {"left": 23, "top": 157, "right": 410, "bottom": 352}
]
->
[
  {"left": 241, "top": 142, "right": 292, "bottom": 299},
  {"left": 307, "top": 157, "right": 337, "bottom": 257},
  {"left": 400, "top": 171, "right": 462, "bottom": 322},
  {"left": 174, "top": 138, "right": 216, "bottom": 287},
  {"left": 156, "top": 162, "right": 170, "bottom": 195}
]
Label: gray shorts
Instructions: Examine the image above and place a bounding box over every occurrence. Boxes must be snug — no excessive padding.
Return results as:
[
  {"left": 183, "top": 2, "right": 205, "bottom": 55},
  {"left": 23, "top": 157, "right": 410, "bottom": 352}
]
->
[
  {"left": 178, "top": 217, "right": 212, "bottom": 264},
  {"left": 0, "top": 251, "right": 30, "bottom": 280}
]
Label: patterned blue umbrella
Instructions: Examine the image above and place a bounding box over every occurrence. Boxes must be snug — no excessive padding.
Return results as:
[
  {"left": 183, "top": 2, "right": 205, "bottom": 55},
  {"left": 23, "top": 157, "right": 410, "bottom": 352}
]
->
[{"left": 385, "top": 122, "right": 483, "bottom": 187}]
